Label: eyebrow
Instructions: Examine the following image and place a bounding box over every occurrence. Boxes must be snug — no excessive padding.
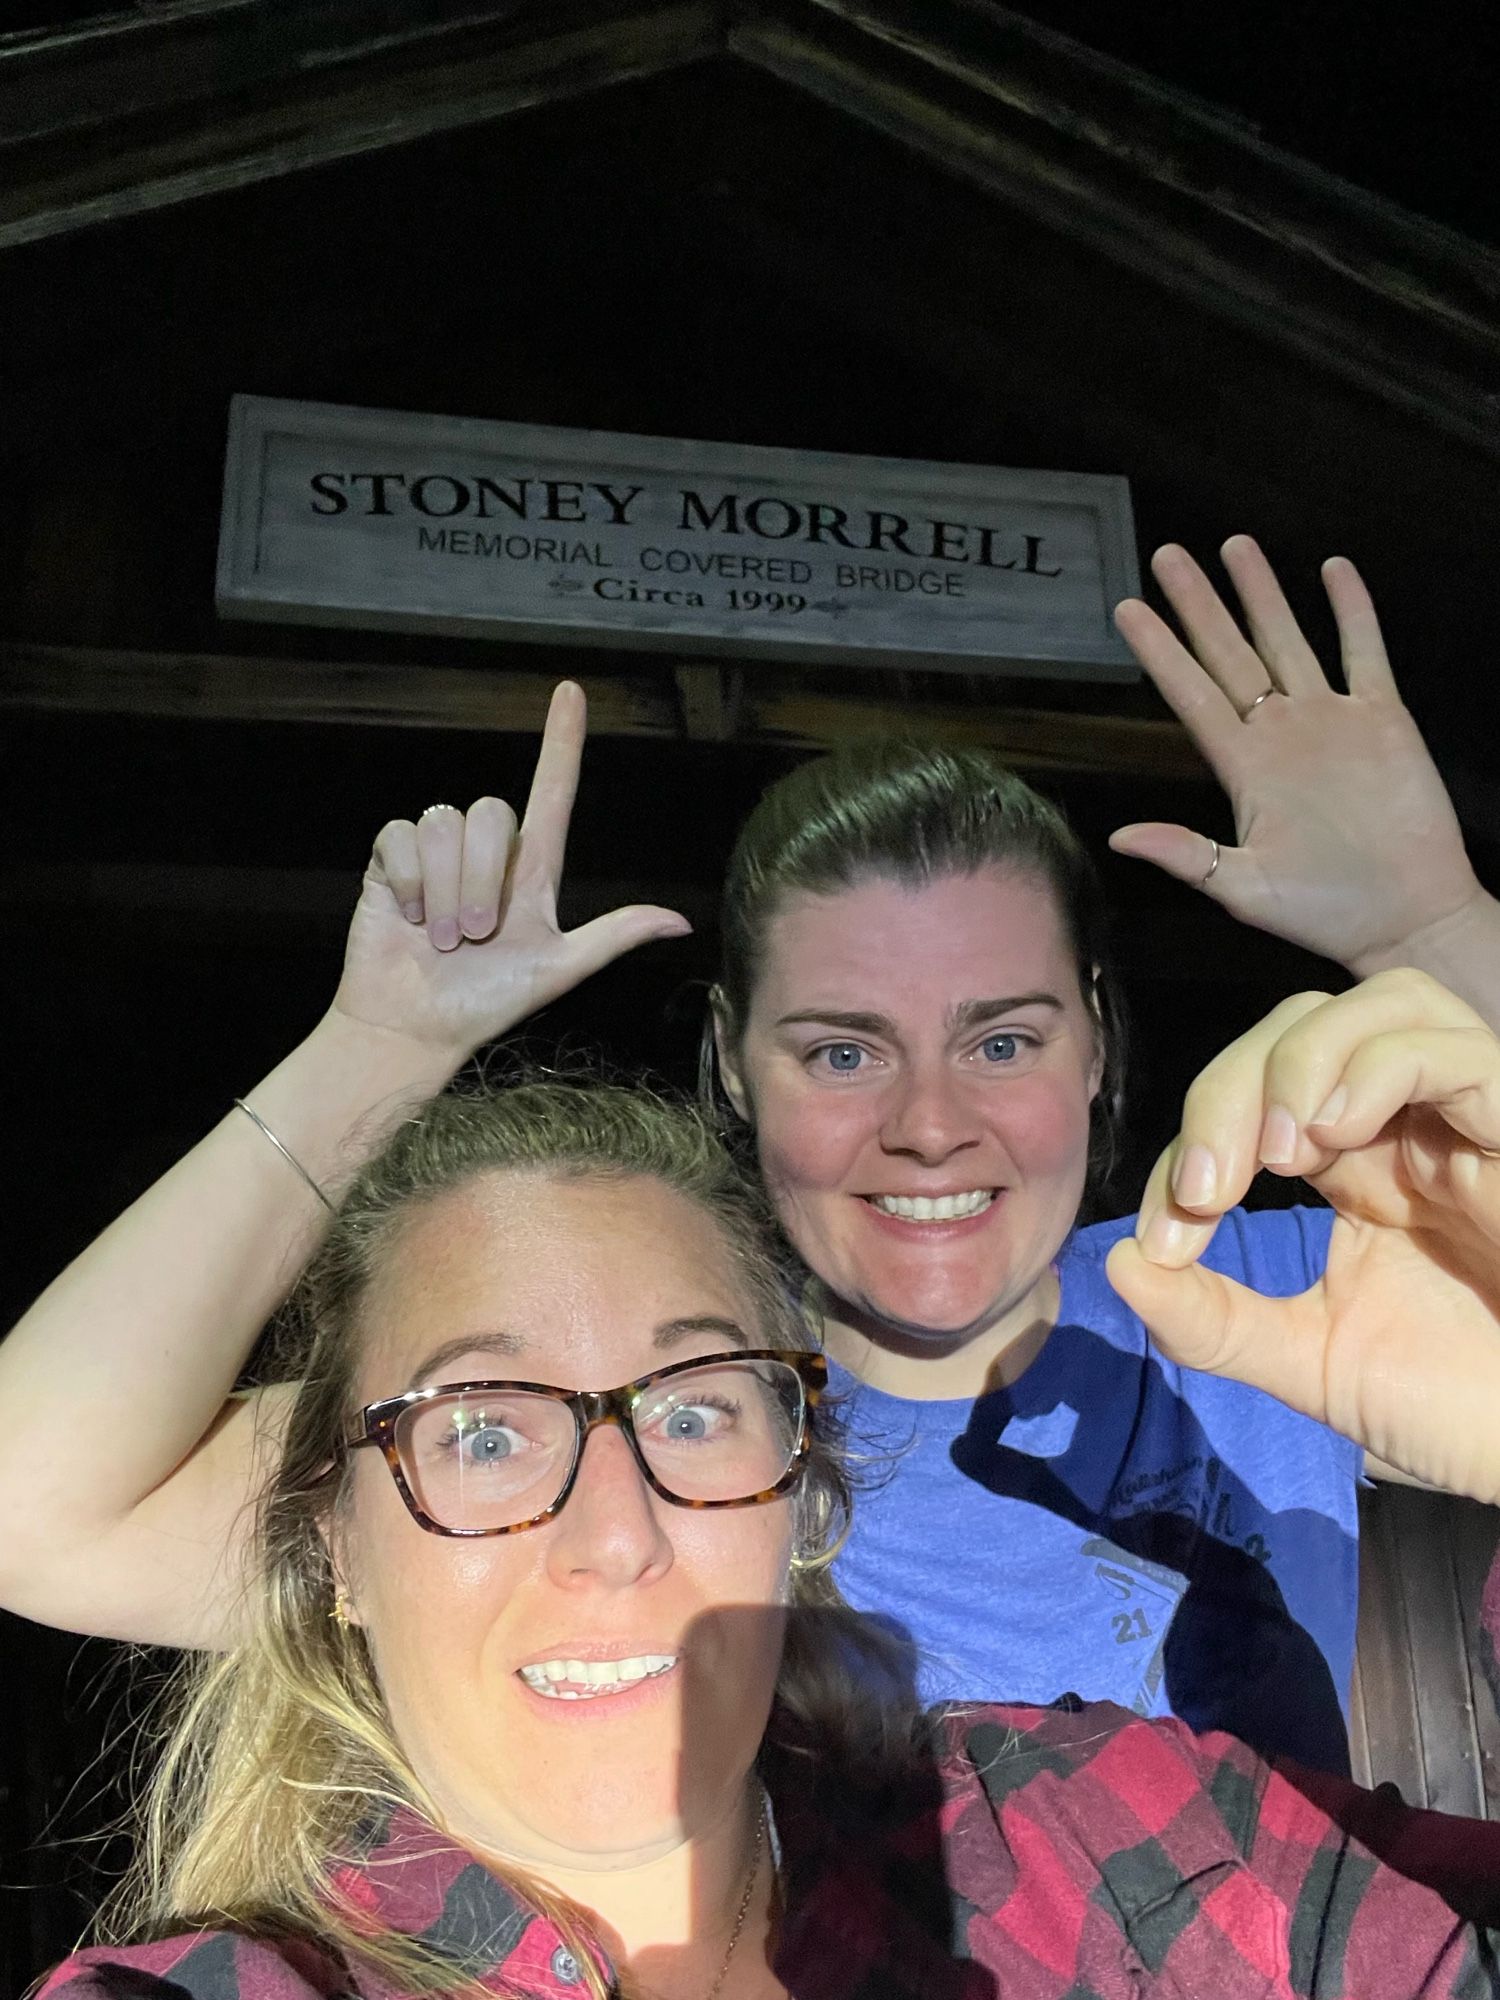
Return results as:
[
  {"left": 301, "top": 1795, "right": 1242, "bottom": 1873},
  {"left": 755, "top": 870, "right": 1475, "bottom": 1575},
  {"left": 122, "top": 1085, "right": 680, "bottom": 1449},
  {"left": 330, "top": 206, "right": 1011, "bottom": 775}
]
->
[
  {"left": 775, "top": 993, "right": 1064, "bottom": 1038},
  {"left": 405, "top": 1316, "right": 748, "bottom": 1387},
  {"left": 408, "top": 1332, "right": 526, "bottom": 1389},
  {"left": 654, "top": 1315, "right": 749, "bottom": 1351},
  {"left": 950, "top": 992, "right": 1064, "bottom": 1034}
]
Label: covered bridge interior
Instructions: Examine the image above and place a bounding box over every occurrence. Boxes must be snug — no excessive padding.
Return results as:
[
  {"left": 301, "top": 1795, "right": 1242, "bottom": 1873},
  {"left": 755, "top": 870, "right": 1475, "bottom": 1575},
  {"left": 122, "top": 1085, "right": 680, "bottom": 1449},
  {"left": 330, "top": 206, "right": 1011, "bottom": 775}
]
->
[{"left": 2, "top": 1, "right": 1498, "bottom": 1981}]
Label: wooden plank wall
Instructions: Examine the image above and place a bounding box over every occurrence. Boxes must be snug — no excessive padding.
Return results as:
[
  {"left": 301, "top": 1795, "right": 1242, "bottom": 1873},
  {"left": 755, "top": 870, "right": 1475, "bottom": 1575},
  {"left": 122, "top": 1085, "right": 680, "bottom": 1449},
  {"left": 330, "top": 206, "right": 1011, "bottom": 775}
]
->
[{"left": 1350, "top": 1483, "right": 1500, "bottom": 1818}]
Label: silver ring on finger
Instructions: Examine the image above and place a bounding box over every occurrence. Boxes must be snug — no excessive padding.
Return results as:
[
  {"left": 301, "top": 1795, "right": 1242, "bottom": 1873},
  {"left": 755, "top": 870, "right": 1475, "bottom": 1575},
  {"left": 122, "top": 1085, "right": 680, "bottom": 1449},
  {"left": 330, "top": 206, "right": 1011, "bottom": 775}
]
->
[
  {"left": 1200, "top": 837, "right": 1220, "bottom": 887},
  {"left": 419, "top": 802, "right": 459, "bottom": 819},
  {"left": 1239, "top": 689, "right": 1277, "bottom": 722}
]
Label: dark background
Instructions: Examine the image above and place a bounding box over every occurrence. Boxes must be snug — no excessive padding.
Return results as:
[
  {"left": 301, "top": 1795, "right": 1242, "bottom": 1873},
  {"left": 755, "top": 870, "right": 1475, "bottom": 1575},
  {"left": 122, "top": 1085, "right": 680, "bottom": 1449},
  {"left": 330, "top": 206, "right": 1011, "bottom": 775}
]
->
[{"left": 3, "top": 2, "right": 1498, "bottom": 1988}]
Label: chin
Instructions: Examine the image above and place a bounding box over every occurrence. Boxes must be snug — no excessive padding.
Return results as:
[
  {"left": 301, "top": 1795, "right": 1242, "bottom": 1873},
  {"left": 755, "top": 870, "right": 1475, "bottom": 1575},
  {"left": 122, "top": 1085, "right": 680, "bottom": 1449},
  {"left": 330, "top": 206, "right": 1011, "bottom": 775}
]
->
[
  {"left": 483, "top": 1766, "right": 687, "bottom": 1866},
  {"left": 856, "top": 1286, "right": 1013, "bottom": 1345}
]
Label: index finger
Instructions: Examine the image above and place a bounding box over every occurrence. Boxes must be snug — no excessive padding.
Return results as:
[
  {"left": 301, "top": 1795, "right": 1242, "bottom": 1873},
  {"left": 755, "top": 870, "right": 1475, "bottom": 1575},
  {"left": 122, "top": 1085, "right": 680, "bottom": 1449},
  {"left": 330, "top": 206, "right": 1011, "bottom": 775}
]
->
[{"left": 514, "top": 680, "right": 587, "bottom": 892}]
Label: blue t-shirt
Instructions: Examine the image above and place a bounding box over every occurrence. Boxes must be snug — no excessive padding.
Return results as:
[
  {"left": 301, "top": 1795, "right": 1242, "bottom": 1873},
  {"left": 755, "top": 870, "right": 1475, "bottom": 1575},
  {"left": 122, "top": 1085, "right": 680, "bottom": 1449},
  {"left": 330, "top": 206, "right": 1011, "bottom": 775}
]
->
[{"left": 828, "top": 1204, "right": 1360, "bottom": 1772}]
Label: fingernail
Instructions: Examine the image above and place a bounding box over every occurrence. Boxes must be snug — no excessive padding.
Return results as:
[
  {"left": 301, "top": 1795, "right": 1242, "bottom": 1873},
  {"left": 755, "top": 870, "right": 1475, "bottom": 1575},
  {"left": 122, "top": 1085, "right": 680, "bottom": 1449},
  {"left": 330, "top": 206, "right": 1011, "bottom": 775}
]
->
[
  {"left": 460, "top": 905, "right": 493, "bottom": 939},
  {"left": 1260, "top": 1104, "right": 1297, "bottom": 1167},
  {"left": 403, "top": 901, "right": 424, "bottom": 924},
  {"left": 429, "top": 916, "right": 461, "bottom": 952},
  {"left": 1310, "top": 1084, "right": 1348, "bottom": 1128},
  {"left": 1172, "top": 1144, "right": 1218, "bottom": 1209},
  {"left": 1139, "top": 1211, "right": 1189, "bottom": 1264}
]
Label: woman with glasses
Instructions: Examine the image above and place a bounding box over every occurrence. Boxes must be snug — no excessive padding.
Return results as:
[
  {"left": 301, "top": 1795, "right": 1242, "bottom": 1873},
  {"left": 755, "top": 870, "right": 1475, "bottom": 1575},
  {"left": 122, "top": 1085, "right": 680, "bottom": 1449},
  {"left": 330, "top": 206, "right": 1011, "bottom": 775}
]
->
[
  {"left": 3, "top": 541, "right": 1497, "bottom": 1772},
  {"left": 31, "top": 969, "right": 1500, "bottom": 2000}
]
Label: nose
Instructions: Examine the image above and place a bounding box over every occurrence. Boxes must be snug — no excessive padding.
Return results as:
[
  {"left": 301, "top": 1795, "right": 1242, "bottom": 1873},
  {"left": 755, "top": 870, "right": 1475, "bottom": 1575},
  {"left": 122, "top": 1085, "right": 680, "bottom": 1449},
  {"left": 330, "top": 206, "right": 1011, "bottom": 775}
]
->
[
  {"left": 545, "top": 1417, "right": 674, "bottom": 1590},
  {"left": 879, "top": 1058, "right": 983, "bottom": 1165}
]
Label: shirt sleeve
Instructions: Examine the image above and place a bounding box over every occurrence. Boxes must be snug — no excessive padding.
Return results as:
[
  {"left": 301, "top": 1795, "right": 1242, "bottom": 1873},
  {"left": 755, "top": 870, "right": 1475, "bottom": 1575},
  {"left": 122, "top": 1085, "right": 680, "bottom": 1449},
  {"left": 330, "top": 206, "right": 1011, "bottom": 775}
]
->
[
  {"left": 1273, "top": 1755, "right": 1500, "bottom": 1928},
  {"left": 32, "top": 1934, "right": 343, "bottom": 1999},
  {"left": 1197, "top": 1728, "right": 1500, "bottom": 1996},
  {"left": 36, "top": 1963, "right": 202, "bottom": 1999}
]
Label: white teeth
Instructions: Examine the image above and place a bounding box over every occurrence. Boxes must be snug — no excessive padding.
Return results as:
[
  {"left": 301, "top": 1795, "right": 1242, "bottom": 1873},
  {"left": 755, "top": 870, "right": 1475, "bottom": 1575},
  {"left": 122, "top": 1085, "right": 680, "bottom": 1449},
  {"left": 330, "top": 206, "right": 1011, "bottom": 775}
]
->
[
  {"left": 518, "top": 1654, "right": 679, "bottom": 1699},
  {"left": 869, "top": 1190, "right": 993, "bottom": 1221}
]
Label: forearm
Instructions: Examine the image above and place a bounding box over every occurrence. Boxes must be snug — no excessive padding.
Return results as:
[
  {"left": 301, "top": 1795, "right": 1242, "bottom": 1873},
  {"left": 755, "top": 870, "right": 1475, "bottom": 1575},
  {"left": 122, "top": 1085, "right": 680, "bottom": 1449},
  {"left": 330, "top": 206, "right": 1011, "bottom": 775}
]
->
[
  {"left": 0, "top": 1008, "right": 459, "bottom": 1576},
  {"left": 1349, "top": 885, "right": 1500, "bottom": 1032}
]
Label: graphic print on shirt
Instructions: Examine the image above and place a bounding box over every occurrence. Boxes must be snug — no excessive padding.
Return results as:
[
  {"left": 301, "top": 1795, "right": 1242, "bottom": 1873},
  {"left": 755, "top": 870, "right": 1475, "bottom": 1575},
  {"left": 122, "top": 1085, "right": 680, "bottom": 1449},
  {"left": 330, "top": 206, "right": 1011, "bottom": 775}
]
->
[{"left": 1081, "top": 1537, "right": 1185, "bottom": 1714}]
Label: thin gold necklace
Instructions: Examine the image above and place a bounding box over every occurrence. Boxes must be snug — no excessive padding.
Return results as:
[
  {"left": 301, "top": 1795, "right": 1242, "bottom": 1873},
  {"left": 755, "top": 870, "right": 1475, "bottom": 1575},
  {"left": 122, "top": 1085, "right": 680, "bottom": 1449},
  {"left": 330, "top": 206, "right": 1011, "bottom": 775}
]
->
[{"left": 702, "top": 1795, "right": 767, "bottom": 2000}]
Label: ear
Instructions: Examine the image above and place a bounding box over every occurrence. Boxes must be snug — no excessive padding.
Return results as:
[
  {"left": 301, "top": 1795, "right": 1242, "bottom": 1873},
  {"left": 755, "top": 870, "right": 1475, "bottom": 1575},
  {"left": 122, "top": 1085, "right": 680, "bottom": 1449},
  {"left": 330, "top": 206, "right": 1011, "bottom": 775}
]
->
[{"left": 709, "top": 988, "right": 754, "bottom": 1125}]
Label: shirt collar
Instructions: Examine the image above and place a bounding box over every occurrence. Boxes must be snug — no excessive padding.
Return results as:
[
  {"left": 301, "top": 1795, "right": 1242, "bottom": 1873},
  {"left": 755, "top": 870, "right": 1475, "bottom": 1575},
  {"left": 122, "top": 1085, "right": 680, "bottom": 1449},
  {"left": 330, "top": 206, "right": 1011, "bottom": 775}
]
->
[
  {"left": 325, "top": 1756, "right": 951, "bottom": 2000},
  {"left": 329, "top": 1805, "right": 607, "bottom": 1994}
]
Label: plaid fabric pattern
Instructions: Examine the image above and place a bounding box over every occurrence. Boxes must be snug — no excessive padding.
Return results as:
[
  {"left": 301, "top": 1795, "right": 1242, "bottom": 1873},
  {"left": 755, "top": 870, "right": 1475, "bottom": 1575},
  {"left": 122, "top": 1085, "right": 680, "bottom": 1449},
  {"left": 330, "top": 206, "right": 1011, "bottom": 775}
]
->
[{"left": 37, "top": 1641, "right": 1500, "bottom": 2000}]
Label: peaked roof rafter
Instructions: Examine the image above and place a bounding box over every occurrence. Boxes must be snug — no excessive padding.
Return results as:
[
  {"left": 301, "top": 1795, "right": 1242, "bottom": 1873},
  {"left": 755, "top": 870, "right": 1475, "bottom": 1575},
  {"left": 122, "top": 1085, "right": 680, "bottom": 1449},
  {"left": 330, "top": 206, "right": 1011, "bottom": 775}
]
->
[{"left": 1, "top": 0, "right": 1496, "bottom": 458}]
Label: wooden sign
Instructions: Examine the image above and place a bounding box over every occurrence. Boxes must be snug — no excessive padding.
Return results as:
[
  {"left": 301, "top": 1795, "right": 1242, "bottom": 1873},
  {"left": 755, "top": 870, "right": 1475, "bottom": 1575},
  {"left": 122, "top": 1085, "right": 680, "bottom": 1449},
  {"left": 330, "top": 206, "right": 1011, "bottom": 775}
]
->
[{"left": 217, "top": 396, "right": 1140, "bottom": 680}]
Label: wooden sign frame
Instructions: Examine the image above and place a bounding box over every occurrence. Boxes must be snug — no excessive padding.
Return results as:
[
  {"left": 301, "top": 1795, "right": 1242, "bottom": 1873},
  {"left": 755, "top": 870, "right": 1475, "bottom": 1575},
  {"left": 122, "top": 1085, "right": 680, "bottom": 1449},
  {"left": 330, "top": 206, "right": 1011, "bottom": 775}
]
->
[{"left": 218, "top": 395, "right": 1141, "bottom": 680}]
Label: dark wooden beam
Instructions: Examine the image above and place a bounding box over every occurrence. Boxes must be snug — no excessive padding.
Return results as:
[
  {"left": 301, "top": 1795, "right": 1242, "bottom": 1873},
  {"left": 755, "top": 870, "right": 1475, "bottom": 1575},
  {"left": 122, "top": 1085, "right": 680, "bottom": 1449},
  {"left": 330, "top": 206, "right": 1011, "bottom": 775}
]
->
[
  {"left": 732, "top": 0, "right": 1500, "bottom": 458},
  {"left": 674, "top": 664, "right": 746, "bottom": 744},
  {"left": 0, "top": 859, "right": 1305, "bottom": 985},
  {"left": 0, "top": 639, "right": 1206, "bottom": 777},
  {"left": 0, "top": 861, "right": 720, "bottom": 939},
  {"left": 0, "top": 0, "right": 718, "bottom": 249}
]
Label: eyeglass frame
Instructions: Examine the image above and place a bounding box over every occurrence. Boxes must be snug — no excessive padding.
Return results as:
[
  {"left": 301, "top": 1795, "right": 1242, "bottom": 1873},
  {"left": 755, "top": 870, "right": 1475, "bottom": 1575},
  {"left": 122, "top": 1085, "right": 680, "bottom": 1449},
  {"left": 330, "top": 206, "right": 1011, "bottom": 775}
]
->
[{"left": 338, "top": 1348, "right": 828, "bottom": 1537}]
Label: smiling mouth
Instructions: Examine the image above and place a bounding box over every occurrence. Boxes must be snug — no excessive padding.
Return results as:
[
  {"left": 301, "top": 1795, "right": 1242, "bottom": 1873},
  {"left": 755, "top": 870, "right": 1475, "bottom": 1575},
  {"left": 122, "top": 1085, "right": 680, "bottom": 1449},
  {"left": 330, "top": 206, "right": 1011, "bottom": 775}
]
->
[
  {"left": 864, "top": 1190, "right": 995, "bottom": 1222},
  {"left": 517, "top": 1654, "right": 679, "bottom": 1700}
]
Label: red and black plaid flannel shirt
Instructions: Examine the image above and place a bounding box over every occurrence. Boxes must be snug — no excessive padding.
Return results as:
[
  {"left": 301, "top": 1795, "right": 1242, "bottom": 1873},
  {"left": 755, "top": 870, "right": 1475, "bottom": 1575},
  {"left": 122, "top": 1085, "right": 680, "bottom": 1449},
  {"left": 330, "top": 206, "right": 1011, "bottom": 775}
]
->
[{"left": 37, "top": 1684, "right": 1500, "bottom": 2000}]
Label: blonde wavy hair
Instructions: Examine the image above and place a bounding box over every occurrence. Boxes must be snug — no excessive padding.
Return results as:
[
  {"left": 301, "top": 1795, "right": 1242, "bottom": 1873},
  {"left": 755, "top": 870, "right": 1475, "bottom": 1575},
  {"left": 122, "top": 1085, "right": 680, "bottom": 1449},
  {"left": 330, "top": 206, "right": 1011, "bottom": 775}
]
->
[{"left": 98, "top": 1077, "right": 921, "bottom": 1998}]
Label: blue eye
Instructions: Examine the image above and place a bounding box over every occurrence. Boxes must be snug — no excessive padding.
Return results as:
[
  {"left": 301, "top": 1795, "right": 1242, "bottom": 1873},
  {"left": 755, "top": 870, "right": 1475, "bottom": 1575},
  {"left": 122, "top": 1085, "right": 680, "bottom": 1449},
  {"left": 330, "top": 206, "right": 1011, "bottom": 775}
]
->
[
  {"left": 459, "top": 1425, "right": 515, "bottom": 1464},
  {"left": 980, "top": 1034, "right": 1020, "bottom": 1063},
  {"left": 820, "top": 1044, "right": 864, "bottom": 1073}
]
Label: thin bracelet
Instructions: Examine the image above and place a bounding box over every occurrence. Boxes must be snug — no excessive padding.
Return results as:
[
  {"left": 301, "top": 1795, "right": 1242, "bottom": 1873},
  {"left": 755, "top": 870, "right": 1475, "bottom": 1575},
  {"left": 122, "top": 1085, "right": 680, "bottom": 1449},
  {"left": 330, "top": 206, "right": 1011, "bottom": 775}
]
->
[{"left": 232, "top": 1099, "right": 338, "bottom": 1215}]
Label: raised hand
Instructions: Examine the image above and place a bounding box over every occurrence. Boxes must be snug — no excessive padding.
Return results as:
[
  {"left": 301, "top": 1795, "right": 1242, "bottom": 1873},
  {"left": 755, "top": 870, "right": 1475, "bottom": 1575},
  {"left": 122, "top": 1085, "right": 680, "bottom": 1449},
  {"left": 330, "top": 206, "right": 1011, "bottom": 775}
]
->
[
  {"left": 1106, "top": 970, "right": 1500, "bottom": 1502},
  {"left": 1111, "top": 538, "right": 1481, "bottom": 973},
  {"left": 332, "top": 681, "right": 690, "bottom": 1059}
]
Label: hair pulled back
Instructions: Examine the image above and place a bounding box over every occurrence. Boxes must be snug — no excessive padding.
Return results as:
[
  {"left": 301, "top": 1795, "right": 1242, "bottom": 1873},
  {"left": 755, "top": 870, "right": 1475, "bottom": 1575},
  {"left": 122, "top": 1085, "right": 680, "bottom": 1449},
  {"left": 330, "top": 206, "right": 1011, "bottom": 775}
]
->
[
  {"left": 103, "top": 1078, "right": 916, "bottom": 1999},
  {"left": 713, "top": 740, "right": 1127, "bottom": 1192}
]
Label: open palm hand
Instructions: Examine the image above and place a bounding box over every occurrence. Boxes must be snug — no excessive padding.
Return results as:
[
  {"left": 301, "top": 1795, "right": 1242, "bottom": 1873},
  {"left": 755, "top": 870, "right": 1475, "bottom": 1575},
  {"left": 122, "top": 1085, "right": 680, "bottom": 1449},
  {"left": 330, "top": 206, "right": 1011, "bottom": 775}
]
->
[{"left": 1111, "top": 539, "right": 1479, "bottom": 971}]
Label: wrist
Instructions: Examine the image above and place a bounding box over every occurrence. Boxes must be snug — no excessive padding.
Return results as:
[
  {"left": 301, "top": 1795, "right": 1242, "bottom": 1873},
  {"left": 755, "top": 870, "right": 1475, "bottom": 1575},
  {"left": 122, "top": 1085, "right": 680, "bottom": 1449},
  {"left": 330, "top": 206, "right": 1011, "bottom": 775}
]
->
[
  {"left": 242, "top": 1013, "right": 465, "bottom": 1197},
  {"left": 1349, "top": 882, "right": 1499, "bottom": 985},
  {"left": 315, "top": 1004, "right": 472, "bottom": 1092}
]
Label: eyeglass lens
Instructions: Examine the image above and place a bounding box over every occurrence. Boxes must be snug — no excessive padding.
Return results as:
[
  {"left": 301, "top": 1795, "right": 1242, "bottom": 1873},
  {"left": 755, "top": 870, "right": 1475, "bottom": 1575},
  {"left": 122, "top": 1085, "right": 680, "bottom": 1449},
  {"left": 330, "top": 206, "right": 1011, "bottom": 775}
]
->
[{"left": 394, "top": 1358, "right": 807, "bottom": 1531}]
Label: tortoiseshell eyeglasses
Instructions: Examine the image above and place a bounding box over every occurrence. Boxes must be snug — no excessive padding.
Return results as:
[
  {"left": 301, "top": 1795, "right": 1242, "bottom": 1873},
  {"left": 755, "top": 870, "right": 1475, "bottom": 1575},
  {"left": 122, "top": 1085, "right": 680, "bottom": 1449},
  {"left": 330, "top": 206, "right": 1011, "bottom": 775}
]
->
[{"left": 340, "top": 1349, "right": 827, "bottom": 1537}]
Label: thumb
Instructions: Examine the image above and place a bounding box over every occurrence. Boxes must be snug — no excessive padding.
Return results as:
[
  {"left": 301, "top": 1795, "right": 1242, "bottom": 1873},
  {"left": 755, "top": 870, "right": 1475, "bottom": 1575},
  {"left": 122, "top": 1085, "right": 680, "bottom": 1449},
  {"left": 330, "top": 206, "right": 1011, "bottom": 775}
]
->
[
  {"left": 561, "top": 905, "right": 692, "bottom": 984},
  {"left": 1105, "top": 1238, "right": 1328, "bottom": 1423},
  {"left": 1109, "top": 822, "right": 1226, "bottom": 896}
]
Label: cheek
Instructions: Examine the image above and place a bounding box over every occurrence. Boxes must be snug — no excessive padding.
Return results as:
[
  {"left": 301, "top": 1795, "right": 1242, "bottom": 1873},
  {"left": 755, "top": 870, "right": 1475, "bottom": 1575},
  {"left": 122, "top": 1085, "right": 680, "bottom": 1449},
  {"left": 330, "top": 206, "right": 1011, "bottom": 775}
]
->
[
  {"left": 753, "top": 1087, "right": 872, "bottom": 1204},
  {"left": 997, "top": 1072, "right": 1096, "bottom": 1173},
  {"left": 343, "top": 1475, "right": 530, "bottom": 1686},
  {"left": 675, "top": 1501, "right": 795, "bottom": 1603}
]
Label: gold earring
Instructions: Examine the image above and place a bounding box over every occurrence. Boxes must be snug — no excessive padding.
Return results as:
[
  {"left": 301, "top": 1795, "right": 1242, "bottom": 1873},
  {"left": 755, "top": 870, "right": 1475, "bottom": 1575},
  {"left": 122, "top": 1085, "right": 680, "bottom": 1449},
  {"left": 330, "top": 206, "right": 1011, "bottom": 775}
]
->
[{"left": 330, "top": 1597, "right": 353, "bottom": 1627}]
